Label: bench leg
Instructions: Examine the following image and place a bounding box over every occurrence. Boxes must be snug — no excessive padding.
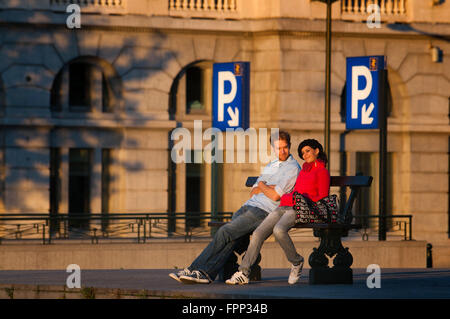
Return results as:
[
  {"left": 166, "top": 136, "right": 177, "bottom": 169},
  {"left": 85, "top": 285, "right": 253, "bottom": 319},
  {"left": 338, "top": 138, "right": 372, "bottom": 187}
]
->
[
  {"left": 308, "top": 228, "right": 354, "bottom": 285},
  {"left": 218, "top": 234, "right": 262, "bottom": 282}
]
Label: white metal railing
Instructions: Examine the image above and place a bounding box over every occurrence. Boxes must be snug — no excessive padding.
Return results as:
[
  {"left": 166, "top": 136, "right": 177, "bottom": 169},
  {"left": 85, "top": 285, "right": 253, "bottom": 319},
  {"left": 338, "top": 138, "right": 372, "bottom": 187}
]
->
[
  {"left": 341, "top": 0, "right": 407, "bottom": 15},
  {"left": 169, "top": 0, "right": 238, "bottom": 18}
]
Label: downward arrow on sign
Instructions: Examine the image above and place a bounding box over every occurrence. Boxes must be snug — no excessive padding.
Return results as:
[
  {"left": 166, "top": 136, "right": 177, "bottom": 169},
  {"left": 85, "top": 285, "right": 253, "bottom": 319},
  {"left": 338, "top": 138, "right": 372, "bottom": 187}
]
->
[
  {"left": 227, "top": 106, "right": 239, "bottom": 127},
  {"left": 361, "top": 103, "right": 374, "bottom": 125}
]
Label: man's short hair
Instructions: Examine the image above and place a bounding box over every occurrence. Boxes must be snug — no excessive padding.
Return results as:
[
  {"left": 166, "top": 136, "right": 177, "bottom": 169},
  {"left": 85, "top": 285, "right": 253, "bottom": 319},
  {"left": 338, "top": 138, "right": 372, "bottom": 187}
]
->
[{"left": 270, "top": 130, "right": 291, "bottom": 148}]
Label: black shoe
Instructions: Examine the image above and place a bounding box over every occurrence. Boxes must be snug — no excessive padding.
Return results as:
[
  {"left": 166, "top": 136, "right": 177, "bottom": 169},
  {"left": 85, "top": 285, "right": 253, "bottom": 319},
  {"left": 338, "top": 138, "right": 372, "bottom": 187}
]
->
[
  {"left": 179, "top": 270, "right": 211, "bottom": 284},
  {"left": 168, "top": 268, "right": 192, "bottom": 283}
]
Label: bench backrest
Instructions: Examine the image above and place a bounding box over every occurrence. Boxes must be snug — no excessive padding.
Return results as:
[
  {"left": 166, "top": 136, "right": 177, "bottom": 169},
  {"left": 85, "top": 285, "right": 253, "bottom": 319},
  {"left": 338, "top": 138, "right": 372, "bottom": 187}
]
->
[
  {"left": 331, "top": 176, "right": 372, "bottom": 223},
  {"left": 245, "top": 175, "right": 373, "bottom": 224}
]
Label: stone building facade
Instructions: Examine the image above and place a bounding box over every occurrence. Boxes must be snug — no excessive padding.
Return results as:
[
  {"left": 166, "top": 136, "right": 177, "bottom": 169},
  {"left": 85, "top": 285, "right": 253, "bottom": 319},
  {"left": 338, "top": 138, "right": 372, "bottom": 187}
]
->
[{"left": 0, "top": 1, "right": 449, "bottom": 264}]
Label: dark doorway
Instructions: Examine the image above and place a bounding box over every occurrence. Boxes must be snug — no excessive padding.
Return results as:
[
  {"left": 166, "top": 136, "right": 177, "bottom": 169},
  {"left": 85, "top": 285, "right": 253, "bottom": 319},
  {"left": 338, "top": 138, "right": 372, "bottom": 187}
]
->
[
  {"left": 101, "top": 149, "right": 112, "bottom": 232},
  {"left": 185, "top": 150, "right": 203, "bottom": 229},
  {"left": 49, "top": 148, "right": 61, "bottom": 234},
  {"left": 68, "top": 148, "right": 92, "bottom": 230}
]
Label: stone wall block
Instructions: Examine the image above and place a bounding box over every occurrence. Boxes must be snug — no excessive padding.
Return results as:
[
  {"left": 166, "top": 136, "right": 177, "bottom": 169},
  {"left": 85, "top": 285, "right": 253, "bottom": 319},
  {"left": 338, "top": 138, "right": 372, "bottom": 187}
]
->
[
  {"left": 123, "top": 130, "right": 168, "bottom": 149},
  {"left": 281, "top": 51, "right": 325, "bottom": 71},
  {"left": 214, "top": 37, "right": 242, "bottom": 63},
  {"left": 280, "top": 71, "right": 324, "bottom": 92},
  {"left": 124, "top": 89, "right": 169, "bottom": 114},
  {"left": 406, "top": 74, "right": 450, "bottom": 97},
  {"left": 3, "top": 65, "right": 54, "bottom": 91},
  {"left": 125, "top": 170, "right": 168, "bottom": 191},
  {"left": 126, "top": 190, "right": 167, "bottom": 212},
  {"left": 76, "top": 31, "right": 102, "bottom": 57},
  {"left": 4, "top": 188, "right": 49, "bottom": 212},
  {"left": 52, "top": 31, "right": 80, "bottom": 64},
  {"left": 193, "top": 36, "right": 216, "bottom": 61},
  {"left": 122, "top": 69, "right": 173, "bottom": 93},
  {"left": 123, "top": 149, "right": 168, "bottom": 170},
  {"left": 409, "top": 173, "right": 447, "bottom": 193},
  {"left": 5, "top": 87, "right": 49, "bottom": 109},
  {"left": 165, "top": 36, "right": 196, "bottom": 70},
  {"left": 5, "top": 147, "right": 49, "bottom": 169},
  {"left": 253, "top": 51, "right": 281, "bottom": 71}
]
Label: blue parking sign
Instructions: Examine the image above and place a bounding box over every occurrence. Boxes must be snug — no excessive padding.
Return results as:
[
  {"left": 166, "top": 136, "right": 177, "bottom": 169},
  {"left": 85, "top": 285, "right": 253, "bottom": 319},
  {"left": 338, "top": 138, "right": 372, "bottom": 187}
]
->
[
  {"left": 212, "top": 62, "right": 250, "bottom": 131},
  {"left": 346, "top": 56, "right": 386, "bottom": 130}
]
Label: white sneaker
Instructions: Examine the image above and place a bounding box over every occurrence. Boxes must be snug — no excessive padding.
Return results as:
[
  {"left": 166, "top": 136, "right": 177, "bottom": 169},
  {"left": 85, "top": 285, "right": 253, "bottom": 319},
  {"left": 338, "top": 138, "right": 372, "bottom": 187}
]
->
[
  {"left": 288, "top": 260, "right": 304, "bottom": 284},
  {"left": 168, "top": 268, "right": 191, "bottom": 283},
  {"left": 225, "top": 271, "right": 249, "bottom": 285}
]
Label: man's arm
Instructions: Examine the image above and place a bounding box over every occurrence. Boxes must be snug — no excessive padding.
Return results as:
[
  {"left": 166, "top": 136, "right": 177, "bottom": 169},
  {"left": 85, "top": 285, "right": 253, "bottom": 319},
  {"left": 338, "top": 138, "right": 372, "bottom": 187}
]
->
[
  {"left": 257, "top": 181, "right": 280, "bottom": 201},
  {"left": 271, "top": 165, "right": 300, "bottom": 201},
  {"left": 250, "top": 184, "right": 275, "bottom": 197},
  {"left": 250, "top": 187, "right": 262, "bottom": 196}
]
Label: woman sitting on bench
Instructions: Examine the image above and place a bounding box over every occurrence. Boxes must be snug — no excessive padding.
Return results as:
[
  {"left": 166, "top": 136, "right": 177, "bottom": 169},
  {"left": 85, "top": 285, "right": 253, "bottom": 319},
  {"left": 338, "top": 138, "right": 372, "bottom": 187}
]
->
[{"left": 226, "top": 139, "right": 330, "bottom": 285}]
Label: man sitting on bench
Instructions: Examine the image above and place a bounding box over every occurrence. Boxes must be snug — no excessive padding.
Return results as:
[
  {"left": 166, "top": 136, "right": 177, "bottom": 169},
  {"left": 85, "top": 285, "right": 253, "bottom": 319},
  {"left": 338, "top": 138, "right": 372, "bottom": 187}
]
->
[
  {"left": 226, "top": 139, "right": 329, "bottom": 285},
  {"left": 168, "top": 130, "right": 300, "bottom": 284}
]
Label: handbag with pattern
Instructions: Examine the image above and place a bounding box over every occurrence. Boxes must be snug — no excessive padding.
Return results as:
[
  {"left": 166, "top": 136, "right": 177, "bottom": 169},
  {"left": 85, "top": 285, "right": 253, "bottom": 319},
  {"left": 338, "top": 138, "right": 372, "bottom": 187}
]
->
[{"left": 293, "top": 192, "right": 340, "bottom": 224}]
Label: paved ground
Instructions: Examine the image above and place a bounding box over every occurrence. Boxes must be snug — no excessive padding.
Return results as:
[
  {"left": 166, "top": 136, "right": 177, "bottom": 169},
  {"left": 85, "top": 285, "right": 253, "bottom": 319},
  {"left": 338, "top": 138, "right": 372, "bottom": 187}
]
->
[{"left": 0, "top": 268, "right": 449, "bottom": 299}]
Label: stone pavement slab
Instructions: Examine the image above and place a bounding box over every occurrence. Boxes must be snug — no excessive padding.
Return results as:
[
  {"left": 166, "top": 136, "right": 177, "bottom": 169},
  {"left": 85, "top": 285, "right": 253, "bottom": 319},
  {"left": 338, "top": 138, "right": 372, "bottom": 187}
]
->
[{"left": 0, "top": 268, "right": 449, "bottom": 299}]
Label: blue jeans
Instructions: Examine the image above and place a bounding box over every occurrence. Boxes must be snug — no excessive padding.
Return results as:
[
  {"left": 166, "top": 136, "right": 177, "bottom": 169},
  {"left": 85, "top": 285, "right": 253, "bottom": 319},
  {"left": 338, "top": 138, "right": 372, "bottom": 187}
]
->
[{"left": 189, "top": 205, "right": 268, "bottom": 281}]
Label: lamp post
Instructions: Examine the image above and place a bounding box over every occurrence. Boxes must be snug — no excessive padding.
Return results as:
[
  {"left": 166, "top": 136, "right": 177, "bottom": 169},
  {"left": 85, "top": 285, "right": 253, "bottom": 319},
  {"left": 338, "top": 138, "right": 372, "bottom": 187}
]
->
[{"left": 313, "top": 0, "right": 338, "bottom": 167}]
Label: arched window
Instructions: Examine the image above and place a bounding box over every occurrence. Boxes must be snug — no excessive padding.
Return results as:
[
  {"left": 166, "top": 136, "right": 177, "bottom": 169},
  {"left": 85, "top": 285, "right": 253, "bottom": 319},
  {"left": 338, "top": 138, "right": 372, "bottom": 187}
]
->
[
  {"left": 169, "top": 61, "right": 212, "bottom": 121},
  {"left": 51, "top": 56, "right": 122, "bottom": 114}
]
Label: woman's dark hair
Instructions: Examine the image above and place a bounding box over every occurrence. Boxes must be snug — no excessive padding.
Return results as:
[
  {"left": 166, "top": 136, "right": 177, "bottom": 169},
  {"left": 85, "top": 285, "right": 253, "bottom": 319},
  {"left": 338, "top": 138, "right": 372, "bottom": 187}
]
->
[
  {"left": 270, "top": 130, "right": 291, "bottom": 148},
  {"left": 298, "top": 139, "right": 328, "bottom": 164}
]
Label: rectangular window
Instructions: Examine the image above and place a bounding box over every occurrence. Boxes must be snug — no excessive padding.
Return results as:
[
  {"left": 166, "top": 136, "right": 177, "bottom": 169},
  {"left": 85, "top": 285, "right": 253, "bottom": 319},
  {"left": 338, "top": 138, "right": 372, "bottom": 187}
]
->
[
  {"left": 355, "top": 152, "right": 393, "bottom": 230},
  {"left": 50, "top": 75, "right": 63, "bottom": 112},
  {"left": 168, "top": 133, "right": 177, "bottom": 233},
  {"left": 102, "top": 74, "right": 113, "bottom": 113},
  {"left": 101, "top": 149, "right": 111, "bottom": 232},
  {"left": 355, "top": 152, "right": 374, "bottom": 228},
  {"left": 185, "top": 150, "right": 203, "bottom": 229},
  {"left": 49, "top": 148, "right": 61, "bottom": 234},
  {"left": 68, "top": 148, "right": 92, "bottom": 229},
  {"left": 69, "top": 63, "right": 92, "bottom": 111},
  {"left": 186, "top": 67, "right": 205, "bottom": 113}
]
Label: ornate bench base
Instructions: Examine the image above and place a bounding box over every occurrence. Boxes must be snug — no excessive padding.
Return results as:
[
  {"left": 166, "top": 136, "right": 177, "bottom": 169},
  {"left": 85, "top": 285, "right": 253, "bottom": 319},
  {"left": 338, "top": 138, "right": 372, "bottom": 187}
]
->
[{"left": 308, "top": 227, "right": 355, "bottom": 285}]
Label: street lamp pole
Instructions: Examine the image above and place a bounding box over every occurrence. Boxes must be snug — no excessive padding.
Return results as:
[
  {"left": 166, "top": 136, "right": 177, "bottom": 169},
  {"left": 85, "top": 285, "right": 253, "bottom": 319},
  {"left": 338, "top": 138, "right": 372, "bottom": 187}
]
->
[
  {"left": 325, "top": 0, "right": 332, "bottom": 167},
  {"left": 315, "top": 0, "right": 338, "bottom": 167}
]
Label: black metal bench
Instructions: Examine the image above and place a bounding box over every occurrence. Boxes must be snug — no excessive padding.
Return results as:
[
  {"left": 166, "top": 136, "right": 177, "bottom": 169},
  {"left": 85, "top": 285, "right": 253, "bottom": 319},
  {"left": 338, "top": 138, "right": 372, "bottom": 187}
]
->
[{"left": 209, "top": 175, "right": 373, "bottom": 284}]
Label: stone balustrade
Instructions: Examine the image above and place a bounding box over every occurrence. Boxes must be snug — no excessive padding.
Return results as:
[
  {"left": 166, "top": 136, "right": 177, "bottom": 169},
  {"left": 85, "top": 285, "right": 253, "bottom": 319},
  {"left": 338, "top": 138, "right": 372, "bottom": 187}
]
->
[
  {"left": 49, "top": 0, "right": 127, "bottom": 14},
  {"left": 341, "top": 0, "right": 408, "bottom": 22},
  {"left": 342, "top": 0, "right": 407, "bottom": 15},
  {"left": 168, "top": 0, "right": 238, "bottom": 19},
  {"left": 0, "top": 0, "right": 448, "bottom": 23}
]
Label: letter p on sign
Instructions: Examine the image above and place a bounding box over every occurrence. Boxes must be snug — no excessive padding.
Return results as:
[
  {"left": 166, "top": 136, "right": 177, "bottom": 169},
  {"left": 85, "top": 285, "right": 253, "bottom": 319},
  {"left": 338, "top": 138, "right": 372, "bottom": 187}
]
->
[
  {"left": 351, "top": 66, "right": 372, "bottom": 119},
  {"left": 218, "top": 71, "right": 237, "bottom": 122}
]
